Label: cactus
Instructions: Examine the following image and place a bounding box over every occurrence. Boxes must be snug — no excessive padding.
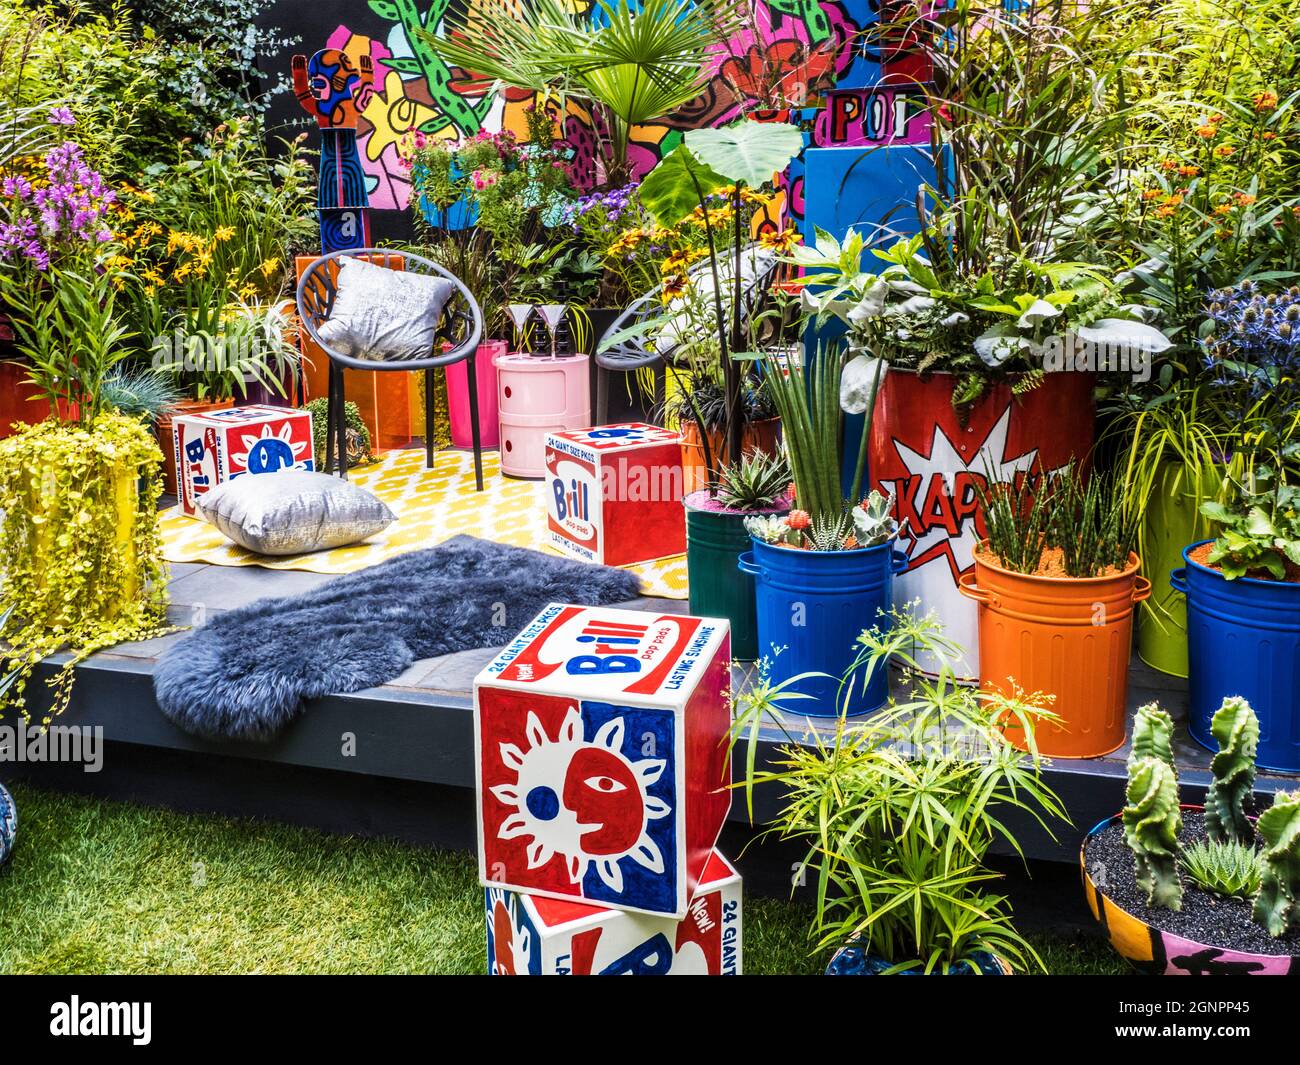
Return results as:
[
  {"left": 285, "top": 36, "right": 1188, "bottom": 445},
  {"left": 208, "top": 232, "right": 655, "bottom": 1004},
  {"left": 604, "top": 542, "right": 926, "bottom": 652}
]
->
[
  {"left": 1253, "top": 790, "right": 1300, "bottom": 938},
  {"left": 1205, "top": 696, "right": 1259, "bottom": 846},
  {"left": 1129, "top": 702, "right": 1176, "bottom": 773},
  {"left": 1122, "top": 756, "right": 1184, "bottom": 910}
]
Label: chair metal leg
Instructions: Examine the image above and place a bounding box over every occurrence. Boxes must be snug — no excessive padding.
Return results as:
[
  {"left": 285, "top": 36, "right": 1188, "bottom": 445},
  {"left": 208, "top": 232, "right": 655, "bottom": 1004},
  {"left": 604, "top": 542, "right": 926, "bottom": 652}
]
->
[
  {"left": 654, "top": 362, "right": 666, "bottom": 427},
  {"left": 596, "top": 364, "right": 609, "bottom": 426},
  {"left": 336, "top": 368, "right": 349, "bottom": 481},
  {"left": 324, "top": 361, "right": 337, "bottom": 475},
  {"left": 465, "top": 352, "right": 484, "bottom": 491},
  {"left": 424, "top": 367, "right": 436, "bottom": 470}
]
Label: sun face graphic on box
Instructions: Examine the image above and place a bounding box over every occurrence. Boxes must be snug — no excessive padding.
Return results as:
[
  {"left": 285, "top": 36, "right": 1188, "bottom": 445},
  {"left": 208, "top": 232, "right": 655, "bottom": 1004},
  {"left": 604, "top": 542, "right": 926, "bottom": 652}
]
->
[
  {"left": 491, "top": 706, "right": 671, "bottom": 891},
  {"left": 485, "top": 886, "right": 540, "bottom": 976},
  {"left": 228, "top": 423, "right": 312, "bottom": 477}
]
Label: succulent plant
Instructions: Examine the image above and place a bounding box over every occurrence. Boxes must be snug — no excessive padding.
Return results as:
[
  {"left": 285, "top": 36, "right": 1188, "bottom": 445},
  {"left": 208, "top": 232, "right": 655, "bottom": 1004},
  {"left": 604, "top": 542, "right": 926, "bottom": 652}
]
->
[
  {"left": 744, "top": 513, "right": 795, "bottom": 545},
  {"left": 1129, "top": 702, "right": 1176, "bottom": 774},
  {"left": 1122, "top": 756, "right": 1184, "bottom": 911},
  {"left": 715, "top": 450, "right": 791, "bottom": 510},
  {"left": 1205, "top": 696, "right": 1260, "bottom": 846},
  {"left": 851, "top": 489, "right": 895, "bottom": 548},
  {"left": 1254, "top": 790, "right": 1300, "bottom": 938},
  {"left": 1180, "top": 839, "right": 1261, "bottom": 901}
]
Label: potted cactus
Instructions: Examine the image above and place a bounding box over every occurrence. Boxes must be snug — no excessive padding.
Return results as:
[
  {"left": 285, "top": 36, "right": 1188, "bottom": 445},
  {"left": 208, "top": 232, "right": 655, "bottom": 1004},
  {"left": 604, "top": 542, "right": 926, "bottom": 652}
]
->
[{"left": 1081, "top": 699, "right": 1300, "bottom": 974}]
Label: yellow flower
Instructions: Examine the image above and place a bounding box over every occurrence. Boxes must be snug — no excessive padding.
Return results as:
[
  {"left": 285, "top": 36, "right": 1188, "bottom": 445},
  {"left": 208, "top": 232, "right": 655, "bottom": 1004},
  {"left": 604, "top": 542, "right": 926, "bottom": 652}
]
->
[
  {"left": 1214, "top": 203, "right": 1233, "bottom": 216},
  {"left": 259, "top": 258, "right": 280, "bottom": 279},
  {"left": 758, "top": 226, "right": 800, "bottom": 253},
  {"left": 213, "top": 225, "right": 236, "bottom": 243},
  {"left": 661, "top": 274, "right": 689, "bottom": 301}
]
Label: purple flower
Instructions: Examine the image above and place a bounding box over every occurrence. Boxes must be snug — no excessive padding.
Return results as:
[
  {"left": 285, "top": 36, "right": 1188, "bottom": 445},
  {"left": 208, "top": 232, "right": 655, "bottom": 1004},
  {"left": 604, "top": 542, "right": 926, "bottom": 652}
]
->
[{"left": 48, "top": 106, "right": 75, "bottom": 127}]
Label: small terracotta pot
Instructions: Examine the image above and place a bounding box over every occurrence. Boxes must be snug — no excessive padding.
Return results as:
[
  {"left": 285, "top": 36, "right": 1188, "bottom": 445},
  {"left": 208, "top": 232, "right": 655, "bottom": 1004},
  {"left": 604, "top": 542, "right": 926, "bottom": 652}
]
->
[
  {"left": 679, "top": 417, "right": 780, "bottom": 495},
  {"left": 156, "top": 398, "right": 235, "bottom": 496},
  {"left": 958, "top": 544, "right": 1150, "bottom": 759},
  {"left": 1081, "top": 807, "right": 1299, "bottom": 975}
]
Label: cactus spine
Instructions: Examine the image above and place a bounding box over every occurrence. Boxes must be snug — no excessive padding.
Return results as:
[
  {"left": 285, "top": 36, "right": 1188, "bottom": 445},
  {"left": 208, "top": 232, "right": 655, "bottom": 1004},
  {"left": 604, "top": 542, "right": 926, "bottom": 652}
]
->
[
  {"left": 1123, "top": 756, "right": 1184, "bottom": 911},
  {"left": 1205, "top": 696, "right": 1259, "bottom": 846},
  {"left": 1130, "top": 703, "right": 1176, "bottom": 772},
  {"left": 1254, "top": 790, "right": 1300, "bottom": 938}
]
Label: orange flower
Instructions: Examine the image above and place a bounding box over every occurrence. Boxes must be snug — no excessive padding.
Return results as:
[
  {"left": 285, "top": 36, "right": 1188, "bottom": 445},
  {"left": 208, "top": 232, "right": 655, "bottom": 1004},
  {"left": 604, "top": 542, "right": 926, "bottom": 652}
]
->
[
  {"left": 1216, "top": 228, "right": 1232, "bottom": 240},
  {"left": 1178, "top": 165, "right": 1201, "bottom": 177},
  {"left": 1159, "top": 159, "right": 1179, "bottom": 172},
  {"left": 1162, "top": 192, "right": 1184, "bottom": 207},
  {"left": 1234, "top": 192, "right": 1257, "bottom": 207},
  {"left": 1214, "top": 203, "right": 1233, "bottom": 216},
  {"left": 1196, "top": 124, "right": 1218, "bottom": 138},
  {"left": 1214, "top": 144, "right": 1236, "bottom": 157},
  {"left": 1209, "top": 113, "right": 1225, "bottom": 124},
  {"left": 1141, "top": 188, "right": 1161, "bottom": 201},
  {"left": 1253, "top": 90, "right": 1279, "bottom": 112},
  {"left": 1155, "top": 205, "right": 1178, "bottom": 219},
  {"left": 1262, "top": 131, "right": 1278, "bottom": 141}
]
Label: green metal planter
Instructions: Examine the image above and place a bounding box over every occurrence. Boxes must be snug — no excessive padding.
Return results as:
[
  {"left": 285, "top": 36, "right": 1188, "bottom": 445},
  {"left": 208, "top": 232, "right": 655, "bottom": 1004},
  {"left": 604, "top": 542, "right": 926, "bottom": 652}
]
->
[
  {"left": 1136, "top": 463, "right": 1216, "bottom": 677},
  {"left": 684, "top": 491, "right": 787, "bottom": 661}
]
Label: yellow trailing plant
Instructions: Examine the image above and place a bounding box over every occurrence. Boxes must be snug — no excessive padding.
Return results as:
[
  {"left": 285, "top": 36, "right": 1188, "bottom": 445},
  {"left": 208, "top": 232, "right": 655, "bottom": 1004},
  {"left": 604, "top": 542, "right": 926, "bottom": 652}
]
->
[{"left": 0, "top": 412, "right": 171, "bottom": 724}]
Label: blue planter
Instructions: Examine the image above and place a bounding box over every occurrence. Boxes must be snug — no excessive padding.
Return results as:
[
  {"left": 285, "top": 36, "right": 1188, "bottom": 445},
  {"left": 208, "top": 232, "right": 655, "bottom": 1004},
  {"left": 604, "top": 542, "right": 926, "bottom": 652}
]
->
[
  {"left": 0, "top": 782, "right": 15, "bottom": 866},
  {"left": 826, "top": 942, "right": 1009, "bottom": 975},
  {"left": 738, "top": 537, "right": 907, "bottom": 716},
  {"left": 1172, "top": 540, "right": 1300, "bottom": 773}
]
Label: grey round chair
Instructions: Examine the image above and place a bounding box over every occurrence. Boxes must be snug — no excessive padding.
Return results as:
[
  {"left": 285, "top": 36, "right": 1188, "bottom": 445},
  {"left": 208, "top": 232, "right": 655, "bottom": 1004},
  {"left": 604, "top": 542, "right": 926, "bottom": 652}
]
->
[
  {"left": 296, "top": 248, "right": 486, "bottom": 490},
  {"left": 593, "top": 243, "right": 781, "bottom": 424}
]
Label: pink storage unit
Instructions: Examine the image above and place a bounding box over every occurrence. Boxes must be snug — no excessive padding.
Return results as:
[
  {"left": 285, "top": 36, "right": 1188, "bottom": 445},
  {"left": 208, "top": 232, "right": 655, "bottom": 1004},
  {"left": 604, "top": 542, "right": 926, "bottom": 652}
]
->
[
  {"left": 494, "top": 352, "right": 591, "bottom": 479},
  {"left": 446, "top": 339, "right": 505, "bottom": 449}
]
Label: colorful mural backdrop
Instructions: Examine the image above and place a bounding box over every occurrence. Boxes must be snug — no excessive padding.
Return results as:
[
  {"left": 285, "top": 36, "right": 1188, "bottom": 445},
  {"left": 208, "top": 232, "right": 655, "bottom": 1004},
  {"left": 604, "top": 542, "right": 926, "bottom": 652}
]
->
[{"left": 261, "top": 0, "right": 937, "bottom": 232}]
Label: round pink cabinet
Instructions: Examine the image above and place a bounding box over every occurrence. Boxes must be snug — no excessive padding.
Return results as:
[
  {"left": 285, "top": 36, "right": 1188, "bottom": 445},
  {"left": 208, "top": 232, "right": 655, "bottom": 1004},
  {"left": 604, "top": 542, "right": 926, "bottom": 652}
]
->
[{"left": 494, "top": 353, "right": 592, "bottom": 479}]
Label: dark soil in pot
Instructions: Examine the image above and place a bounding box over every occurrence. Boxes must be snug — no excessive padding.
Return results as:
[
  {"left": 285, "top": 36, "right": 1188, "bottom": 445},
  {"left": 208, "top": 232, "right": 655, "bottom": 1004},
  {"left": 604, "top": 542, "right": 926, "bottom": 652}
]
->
[{"left": 1086, "top": 810, "right": 1300, "bottom": 956}]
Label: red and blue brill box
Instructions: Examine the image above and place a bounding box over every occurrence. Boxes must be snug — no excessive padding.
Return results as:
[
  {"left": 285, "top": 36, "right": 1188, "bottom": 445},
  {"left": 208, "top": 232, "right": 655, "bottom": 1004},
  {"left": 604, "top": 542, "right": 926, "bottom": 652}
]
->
[{"left": 474, "top": 603, "right": 732, "bottom": 918}]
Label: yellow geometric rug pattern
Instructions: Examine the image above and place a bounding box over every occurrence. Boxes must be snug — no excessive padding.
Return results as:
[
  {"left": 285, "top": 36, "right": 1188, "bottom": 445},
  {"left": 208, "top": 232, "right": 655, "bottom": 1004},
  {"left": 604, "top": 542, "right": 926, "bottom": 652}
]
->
[{"left": 159, "top": 448, "right": 689, "bottom": 599}]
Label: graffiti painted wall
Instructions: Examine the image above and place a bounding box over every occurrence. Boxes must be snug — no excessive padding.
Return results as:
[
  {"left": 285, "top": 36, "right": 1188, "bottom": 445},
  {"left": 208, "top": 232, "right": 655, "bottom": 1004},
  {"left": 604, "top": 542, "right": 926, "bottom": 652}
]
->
[{"left": 258, "top": 0, "right": 936, "bottom": 239}]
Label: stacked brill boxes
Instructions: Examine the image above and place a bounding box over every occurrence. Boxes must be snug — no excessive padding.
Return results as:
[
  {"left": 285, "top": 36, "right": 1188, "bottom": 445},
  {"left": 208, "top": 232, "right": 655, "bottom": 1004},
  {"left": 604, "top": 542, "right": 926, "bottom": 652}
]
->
[{"left": 473, "top": 603, "right": 742, "bottom": 975}]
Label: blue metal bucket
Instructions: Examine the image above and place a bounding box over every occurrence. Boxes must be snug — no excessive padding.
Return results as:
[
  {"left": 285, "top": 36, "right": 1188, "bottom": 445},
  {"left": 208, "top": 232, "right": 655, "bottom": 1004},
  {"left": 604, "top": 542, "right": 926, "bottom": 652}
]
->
[
  {"left": 738, "top": 537, "right": 907, "bottom": 716},
  {"left": 1172, "top": 540, "right": 1300, "bottom": 773}
]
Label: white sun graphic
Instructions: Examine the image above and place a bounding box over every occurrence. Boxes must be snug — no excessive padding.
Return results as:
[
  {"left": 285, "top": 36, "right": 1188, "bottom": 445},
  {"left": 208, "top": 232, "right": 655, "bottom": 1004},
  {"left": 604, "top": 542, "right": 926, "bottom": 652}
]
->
[
  {"left": 491, "top": 707, "right": 670, "bottom": 894},
  {"left": 229, "top": 423, "right": 309, "bottom": 475}
]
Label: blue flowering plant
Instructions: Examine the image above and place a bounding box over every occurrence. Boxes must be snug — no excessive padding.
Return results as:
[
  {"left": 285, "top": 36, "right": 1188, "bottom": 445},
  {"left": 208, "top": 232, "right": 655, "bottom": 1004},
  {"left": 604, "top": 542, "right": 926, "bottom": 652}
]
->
[
  {"left": 1203, "top": 281, "right": 1300, "bottom": 454},
  {"left": 0, "top": 108, "right": 133, "bottom": 422}
]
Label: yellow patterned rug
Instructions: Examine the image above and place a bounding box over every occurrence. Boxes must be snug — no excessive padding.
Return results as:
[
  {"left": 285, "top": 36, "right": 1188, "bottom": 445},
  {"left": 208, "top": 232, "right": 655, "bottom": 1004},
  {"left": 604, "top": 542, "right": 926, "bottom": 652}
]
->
[{"left": 159, "top": 448, "right": 688, "bottom": 599}]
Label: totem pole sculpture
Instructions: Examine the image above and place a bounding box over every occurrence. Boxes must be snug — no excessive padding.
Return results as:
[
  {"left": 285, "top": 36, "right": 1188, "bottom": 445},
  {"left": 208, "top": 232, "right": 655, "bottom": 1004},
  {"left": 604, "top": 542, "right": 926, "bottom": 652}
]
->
[{"left": 291, "top": 49, "right": 374, "bottom": 253}]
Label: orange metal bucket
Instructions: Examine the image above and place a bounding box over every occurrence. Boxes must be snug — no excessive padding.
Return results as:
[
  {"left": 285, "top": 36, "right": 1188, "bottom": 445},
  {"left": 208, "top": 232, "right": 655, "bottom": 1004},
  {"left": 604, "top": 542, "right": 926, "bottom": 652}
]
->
[{"left": 957, "top": 547, "right": 1151, "bottom": 758}]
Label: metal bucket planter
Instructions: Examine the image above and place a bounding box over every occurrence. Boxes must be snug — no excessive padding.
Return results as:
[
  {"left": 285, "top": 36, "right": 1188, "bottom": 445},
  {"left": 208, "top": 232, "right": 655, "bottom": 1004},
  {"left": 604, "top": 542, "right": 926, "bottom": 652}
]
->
[
  {"left": 0, "top": 782, "right": 15, "bottom": 866},
  {"left": 1081, "top": 809, "right": 1299, "bottom": 975},
  {"left": 685, "top": 491, "right": 789, "bottom": 662},
  {"left": 447, "top": 339, "right": 506, "bottom": 449},
  {"left": 825, "top": 944, "right": 1011, "bottom": 975},
  {"left": 737, "top": 537, "right": 908, "bottom": 716},
  {"left": 868, "top": 369, "right": 1095, "bottom": 679},
  {"left": 1136, "top": 463, "right": 1216, "bottom": 677},
  {"left": 1172, "top": 541, "right": 1300, "bottom": 773},
  {"left": 958, "top": 547, "right": 1151, "bottom": 759}
]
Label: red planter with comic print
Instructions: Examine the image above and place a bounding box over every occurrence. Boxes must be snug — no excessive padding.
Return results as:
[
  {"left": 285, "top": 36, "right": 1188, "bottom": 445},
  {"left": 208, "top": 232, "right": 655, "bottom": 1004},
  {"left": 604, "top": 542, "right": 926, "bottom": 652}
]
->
[{"left": 869, "top": 370, "right": 1095, "bottom": 679}]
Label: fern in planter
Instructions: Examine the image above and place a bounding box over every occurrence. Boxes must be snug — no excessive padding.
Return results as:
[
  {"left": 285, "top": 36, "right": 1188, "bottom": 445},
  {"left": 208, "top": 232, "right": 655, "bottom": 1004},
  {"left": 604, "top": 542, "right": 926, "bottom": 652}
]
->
[
  {"left": 730, "top": 611, "right": 1066, "bottom": 973},
  {"left": 0, "top": 413, "right": 171, "bottom": 724}
]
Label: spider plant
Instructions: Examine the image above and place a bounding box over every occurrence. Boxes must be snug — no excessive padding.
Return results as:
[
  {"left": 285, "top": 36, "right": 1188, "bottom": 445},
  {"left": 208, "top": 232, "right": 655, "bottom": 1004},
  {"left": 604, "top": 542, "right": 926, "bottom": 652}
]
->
[
  {"left": 426, "top": 0, "right": 742, "bottom": 184},
  {"left": 730, "top": 610, "right": 1066, "bottom": 973}
]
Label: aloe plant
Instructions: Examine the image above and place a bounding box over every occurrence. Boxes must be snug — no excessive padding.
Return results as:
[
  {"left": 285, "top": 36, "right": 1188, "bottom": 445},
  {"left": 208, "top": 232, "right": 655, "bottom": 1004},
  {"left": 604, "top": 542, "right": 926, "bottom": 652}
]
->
[
  {"left": 1253, "top": 791, "right": 1300, "bottom": 938},
  {"left": 1122, "top": 756, "right": 1184, "bottom": 910},
  {"left": 1204, "top": 696, "right": 1260, "bottom": 846}
]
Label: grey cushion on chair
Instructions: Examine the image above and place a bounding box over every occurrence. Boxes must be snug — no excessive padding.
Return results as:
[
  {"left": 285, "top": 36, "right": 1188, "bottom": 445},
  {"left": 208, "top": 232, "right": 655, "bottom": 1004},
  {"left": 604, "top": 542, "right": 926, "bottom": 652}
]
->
[
  {"left": 198, "top": 470, "right": 395, "bottom": 555},
  {"left": 316, "top": 256, "right": 455, "bottom": 360}
]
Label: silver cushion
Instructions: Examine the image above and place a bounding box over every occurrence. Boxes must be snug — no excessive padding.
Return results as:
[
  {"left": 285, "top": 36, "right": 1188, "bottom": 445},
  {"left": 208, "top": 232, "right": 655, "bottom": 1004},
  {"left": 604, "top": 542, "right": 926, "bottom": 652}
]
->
[
  {"left": 197, "top": 470, "right": 395, "bottom": 556},
  {"left": 316, "top": 256, "right": 454, "bottom": 360}
]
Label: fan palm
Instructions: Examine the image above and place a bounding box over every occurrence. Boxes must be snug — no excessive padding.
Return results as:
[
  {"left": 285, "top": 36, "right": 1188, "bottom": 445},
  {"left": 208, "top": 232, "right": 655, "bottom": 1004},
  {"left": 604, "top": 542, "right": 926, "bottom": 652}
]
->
[{"left": 425, "top": 0, "right": 742, "bottom": 182}]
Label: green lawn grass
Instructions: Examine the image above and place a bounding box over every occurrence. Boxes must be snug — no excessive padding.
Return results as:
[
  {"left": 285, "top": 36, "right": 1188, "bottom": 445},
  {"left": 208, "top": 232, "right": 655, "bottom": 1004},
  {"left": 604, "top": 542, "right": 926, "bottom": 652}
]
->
[{"left": 0, "top": 785, "right": 1126, "bottom": 975}]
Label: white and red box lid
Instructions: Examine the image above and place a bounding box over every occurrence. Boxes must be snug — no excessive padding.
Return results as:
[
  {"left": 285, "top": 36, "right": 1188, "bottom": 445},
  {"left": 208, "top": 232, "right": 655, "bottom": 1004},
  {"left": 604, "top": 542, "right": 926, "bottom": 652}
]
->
[{"left": 477, "top": 603, "right": 729, "bottom": 709}]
